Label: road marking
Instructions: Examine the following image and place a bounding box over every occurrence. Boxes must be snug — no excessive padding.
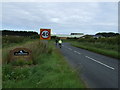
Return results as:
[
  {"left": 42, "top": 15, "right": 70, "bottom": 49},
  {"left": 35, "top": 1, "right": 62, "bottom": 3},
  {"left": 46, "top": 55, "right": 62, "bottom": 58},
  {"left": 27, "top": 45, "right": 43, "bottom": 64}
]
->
[
  {"left": 85, "top": 56, "right": 115, "bottom": 70},
  {"left": 77, "top": 52, "right": 81, "bottom": 54},
  {"left": 74, "top": 51, "right": 81, "bottom": 54},
  {"left": 68, "top": 48, "right": 72, "bottom": 50},
  {"left": 62, "top": 45, "right": 64, "bottom": 46},
  {"left": 74, "top": 51, "right": 77, "bottom": 53}
]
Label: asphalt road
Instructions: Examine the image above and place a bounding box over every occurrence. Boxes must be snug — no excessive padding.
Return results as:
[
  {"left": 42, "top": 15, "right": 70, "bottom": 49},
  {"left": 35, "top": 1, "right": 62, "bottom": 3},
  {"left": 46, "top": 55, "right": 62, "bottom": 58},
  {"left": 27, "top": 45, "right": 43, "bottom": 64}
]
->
[{"left": 57, "top": 43, "right": 118, "bottom": 88}]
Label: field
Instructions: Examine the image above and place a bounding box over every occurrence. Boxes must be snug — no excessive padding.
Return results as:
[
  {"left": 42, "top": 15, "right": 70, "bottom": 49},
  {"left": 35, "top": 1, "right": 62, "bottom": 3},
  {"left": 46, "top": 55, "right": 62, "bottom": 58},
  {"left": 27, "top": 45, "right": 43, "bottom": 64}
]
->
[
  {"left": 2, "top": 36, "right": 85, "bottom": 88},
  {"left": 67, "top": 35, "right": 119, "bottom": 59}
]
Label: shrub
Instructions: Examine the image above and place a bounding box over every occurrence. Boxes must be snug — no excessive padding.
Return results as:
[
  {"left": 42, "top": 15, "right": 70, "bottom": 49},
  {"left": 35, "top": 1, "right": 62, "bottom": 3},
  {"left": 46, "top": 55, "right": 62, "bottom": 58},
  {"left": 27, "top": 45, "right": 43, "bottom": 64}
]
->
[
  {"left": 2, "top": 36, "right": 31, "bottom": 48},
  {"left": 78, "top": 35, "right": 119, "bottom": 45}
]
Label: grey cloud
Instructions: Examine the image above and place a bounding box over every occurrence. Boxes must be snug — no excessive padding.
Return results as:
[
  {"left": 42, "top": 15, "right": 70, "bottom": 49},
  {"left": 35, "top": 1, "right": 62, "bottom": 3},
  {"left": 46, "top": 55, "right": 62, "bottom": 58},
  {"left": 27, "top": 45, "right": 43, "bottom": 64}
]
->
[{"left": 1, "top": 2, "right": 118, "bottom": 34}]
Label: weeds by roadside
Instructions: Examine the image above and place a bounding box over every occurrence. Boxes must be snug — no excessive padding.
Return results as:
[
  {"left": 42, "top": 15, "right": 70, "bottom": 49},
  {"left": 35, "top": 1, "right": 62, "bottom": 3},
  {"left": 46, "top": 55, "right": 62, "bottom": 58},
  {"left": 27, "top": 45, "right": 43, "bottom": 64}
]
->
[
  {"left": 66, "top": 36, "right": 119, "bottom": 59},
  {"left": 2, "top": 36, "right": 85, "bottom": 88}
]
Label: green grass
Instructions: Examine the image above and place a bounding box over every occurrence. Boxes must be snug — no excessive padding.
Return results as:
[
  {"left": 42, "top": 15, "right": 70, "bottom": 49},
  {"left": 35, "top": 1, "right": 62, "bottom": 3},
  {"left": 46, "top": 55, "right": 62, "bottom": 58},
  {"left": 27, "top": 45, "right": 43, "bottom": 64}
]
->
[
  {"left": 2, "top": 36, "right": 36, "bottom": 48},
  {"left": 2, "top": 38, "right": 85, "bottom": 88},
  {"left": 70, "top": 41, "right": 119, "bottom": 59}
]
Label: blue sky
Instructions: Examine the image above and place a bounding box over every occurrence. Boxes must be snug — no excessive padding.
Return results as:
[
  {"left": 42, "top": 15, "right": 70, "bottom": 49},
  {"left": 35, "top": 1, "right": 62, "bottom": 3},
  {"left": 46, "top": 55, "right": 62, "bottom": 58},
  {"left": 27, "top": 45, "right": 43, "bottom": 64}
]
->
[{"left": 1, "top": 2, "right": 118, "bottom": 35}]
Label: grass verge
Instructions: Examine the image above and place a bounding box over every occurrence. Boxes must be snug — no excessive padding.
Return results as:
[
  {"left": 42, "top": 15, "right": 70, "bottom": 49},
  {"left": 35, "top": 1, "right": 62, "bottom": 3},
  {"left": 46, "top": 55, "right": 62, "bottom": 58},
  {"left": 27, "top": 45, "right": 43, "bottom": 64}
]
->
[
  {"left": 2, "top": 40, "right": 85, "bottom": 88},
  {"left": 71, "top": 41, "right": 119, "bottom": 59}
]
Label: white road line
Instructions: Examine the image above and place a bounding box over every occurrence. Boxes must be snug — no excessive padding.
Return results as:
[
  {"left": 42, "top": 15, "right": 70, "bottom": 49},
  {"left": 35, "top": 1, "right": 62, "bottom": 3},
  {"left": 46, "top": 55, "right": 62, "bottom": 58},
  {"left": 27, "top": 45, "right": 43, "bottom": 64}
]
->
[
  {"left": 85, "top": 56, "right": 115, "bottom": 70},
  {"left": 74, "top": 51, "right": 77, "bottom": 53},
  {"left": 74, "top": 51, "right": 81, "bottom": 54},
  {"left": 68, "top": 48, "right": 72, "bottom": 50},
  {"left": 76, "top": 51, "right": 81, "bottom": 54}
]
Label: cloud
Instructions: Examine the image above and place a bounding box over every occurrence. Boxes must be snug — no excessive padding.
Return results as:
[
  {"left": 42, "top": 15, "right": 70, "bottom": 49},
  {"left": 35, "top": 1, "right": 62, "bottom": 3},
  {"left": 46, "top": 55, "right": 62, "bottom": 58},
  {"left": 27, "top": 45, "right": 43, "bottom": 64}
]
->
[
  {"left": 1, "top": 2, "right": 118, "bottom": 34},
  {"left": 50, "top": 18, "right": 60, "bottom": 23},
  {"left": 1, "top": 0, "right": 119, "bottom": 2},
  {"left": 91, "top": 22, "right": 117, "bottom": 26}
]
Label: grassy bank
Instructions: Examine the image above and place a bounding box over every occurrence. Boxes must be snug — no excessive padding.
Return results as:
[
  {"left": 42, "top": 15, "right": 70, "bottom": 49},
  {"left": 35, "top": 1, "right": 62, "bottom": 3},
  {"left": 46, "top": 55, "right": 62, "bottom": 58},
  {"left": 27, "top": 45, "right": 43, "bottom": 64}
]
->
[
  {"left": 67, "top": 37, "right": 119, "bottom": 59},
  {"left": 2, "top": 38, "right": 85, "bottom": 88}
]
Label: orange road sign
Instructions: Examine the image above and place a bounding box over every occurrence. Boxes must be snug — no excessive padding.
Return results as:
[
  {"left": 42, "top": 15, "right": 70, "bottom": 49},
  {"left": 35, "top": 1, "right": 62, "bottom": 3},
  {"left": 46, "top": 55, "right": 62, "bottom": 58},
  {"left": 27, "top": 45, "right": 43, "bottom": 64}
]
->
[{"left": 40, "top": 29, "right": 51, "bottom": 40}]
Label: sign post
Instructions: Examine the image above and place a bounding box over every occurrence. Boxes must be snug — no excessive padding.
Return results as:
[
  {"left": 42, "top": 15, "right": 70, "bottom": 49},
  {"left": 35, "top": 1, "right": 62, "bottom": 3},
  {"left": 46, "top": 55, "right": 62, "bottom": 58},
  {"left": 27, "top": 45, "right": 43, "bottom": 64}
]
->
[{"left": 40, "top": 29, "right": 51, "bottom": 40}]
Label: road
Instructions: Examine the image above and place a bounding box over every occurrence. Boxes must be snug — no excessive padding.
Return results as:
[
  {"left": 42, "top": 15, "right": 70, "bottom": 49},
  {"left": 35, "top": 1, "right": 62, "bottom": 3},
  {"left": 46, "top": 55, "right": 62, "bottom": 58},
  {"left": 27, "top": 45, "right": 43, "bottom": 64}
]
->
[{"left": 57, "top": 43, "right": 118, "bottom": 88}]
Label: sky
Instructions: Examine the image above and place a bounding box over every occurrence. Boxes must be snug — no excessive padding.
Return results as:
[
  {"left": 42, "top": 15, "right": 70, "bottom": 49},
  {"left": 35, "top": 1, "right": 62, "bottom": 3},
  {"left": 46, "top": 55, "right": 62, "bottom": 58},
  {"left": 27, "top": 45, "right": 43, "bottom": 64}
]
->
[{"left": 1, "top": 1, "right": 118, "bottom": 35}]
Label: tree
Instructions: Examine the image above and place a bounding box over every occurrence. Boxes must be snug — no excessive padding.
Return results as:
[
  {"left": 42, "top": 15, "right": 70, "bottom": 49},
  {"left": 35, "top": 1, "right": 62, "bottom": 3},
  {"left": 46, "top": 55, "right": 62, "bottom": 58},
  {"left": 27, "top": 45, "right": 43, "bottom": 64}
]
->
[{"left": 96, "top": 32, "right": 119, "bottom": 37}]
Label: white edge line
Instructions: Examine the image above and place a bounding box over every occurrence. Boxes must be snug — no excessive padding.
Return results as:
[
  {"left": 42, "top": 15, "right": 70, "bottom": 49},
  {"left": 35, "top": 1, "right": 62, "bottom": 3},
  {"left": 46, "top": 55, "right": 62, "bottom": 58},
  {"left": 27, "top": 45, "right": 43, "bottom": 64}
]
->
[{"left": 85, "top": 56, "right": 115, "bottom": 70}]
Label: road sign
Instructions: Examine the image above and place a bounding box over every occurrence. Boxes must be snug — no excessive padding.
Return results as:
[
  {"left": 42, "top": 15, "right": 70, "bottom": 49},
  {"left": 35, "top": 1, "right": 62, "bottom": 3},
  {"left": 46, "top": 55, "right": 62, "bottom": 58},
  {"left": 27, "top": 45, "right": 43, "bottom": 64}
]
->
[
  {"left": 9, "top": 48, "right": 32, "bottom": 63},
  {"left": 40, "top": 29, "right": 51, "bottom": 40}
]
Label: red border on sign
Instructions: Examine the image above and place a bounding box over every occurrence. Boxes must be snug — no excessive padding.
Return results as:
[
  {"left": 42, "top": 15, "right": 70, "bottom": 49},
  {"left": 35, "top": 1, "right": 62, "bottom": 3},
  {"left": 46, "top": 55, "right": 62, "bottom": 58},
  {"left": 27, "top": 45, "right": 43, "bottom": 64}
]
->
[
  {"left": 40, "top": 29, "right": 51, "bottom": 40},
  {"left": 40, "top": 29, "right": 50, "bottom": 39}
]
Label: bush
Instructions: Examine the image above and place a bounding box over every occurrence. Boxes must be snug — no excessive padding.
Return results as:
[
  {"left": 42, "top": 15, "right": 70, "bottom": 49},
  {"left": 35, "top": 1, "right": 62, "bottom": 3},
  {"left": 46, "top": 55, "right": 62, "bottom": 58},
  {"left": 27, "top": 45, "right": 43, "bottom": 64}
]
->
[
  {"left": 2, "top": 36, "right": 32, "bottom": 48},
  {"left": 78, "top": 35, "right": 119, "bottom": 45}
]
